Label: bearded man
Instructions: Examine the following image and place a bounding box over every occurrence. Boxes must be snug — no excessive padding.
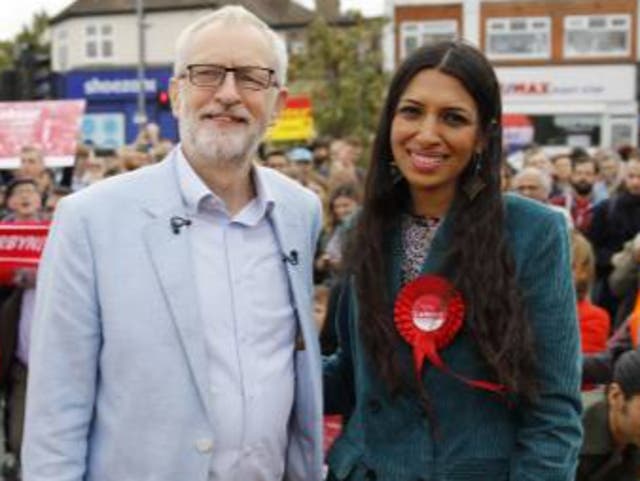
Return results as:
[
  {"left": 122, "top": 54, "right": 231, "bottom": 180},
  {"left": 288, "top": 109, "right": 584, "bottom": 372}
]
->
[
  {"left": 550, "top": 154, "right": 599, "bottom": 233},
  {"left": 21, "top": 6, "right": 324, "bottom": 481}
]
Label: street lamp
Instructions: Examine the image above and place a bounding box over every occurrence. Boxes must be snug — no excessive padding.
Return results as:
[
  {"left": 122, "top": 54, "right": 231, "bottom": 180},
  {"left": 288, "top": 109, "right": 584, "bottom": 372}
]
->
[{"left": 135, "top": 0, "right": 147, "bottom": 126}]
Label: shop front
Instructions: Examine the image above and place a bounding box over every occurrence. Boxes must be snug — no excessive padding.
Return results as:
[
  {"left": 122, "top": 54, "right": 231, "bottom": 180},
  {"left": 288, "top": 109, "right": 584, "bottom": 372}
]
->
[
  {"left": 58, "top": 67, "right": 177, "bottom": 148},
  {"left": 496, "top": 64, "right": 637, "bottom": 151}
]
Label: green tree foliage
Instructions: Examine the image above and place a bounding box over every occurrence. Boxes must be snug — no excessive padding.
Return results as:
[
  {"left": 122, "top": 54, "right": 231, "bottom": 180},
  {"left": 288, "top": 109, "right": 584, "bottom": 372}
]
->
[
  {"left": 1, "top": 10, "right": 50, "bottom": 69},
  {"left": 0, "top": 41, "right": 14, "bottom": 71},
  {"left": 289, "top": 14, "right": 388, "bottom": 142}
]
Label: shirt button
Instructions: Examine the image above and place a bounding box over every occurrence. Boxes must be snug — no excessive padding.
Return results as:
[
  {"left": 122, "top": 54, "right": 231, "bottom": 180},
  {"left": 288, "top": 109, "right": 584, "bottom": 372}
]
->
[{"left": 195, "top": 438, "right": 213, "bottom": 453}]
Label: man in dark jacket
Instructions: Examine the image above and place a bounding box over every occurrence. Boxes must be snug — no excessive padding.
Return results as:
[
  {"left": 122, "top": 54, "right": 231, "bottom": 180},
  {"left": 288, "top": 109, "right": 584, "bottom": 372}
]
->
[
  {"left": 587, "top": 157, "right": 640, "bottom": 324},
  {"left": 577, "top": 348, "right": 640, "bottom": 481}
]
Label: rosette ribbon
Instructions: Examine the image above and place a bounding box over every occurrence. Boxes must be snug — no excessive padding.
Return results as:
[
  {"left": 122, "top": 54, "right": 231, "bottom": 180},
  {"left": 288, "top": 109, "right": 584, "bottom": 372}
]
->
[{"left": 394, "top": 274, "right": 507, "bottom": 395}]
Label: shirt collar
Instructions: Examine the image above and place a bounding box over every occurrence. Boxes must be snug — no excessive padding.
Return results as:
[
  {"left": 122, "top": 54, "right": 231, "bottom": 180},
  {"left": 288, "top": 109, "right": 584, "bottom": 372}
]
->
[{"left": 175, "top": 144, "right": 275, "bottom": 222}]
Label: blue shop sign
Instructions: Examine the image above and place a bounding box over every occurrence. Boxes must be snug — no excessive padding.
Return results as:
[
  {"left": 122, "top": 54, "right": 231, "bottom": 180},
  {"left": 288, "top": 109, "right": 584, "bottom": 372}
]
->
[{"left": 64, "top": 68, "right": 173, "bottom": 101}]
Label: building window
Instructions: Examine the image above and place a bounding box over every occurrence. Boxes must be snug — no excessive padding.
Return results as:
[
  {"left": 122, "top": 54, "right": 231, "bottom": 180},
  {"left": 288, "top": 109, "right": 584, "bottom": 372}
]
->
[
  {"left": 564, "top": 14, "right": 631, "bottom": 58},
  {"left": 85, "top": 23, "right": 114, "bottom": 60},
  {"left": 400, "top": 20, "right": 458, "bottom": 60},
  {"left": 486, "top": 17, "right": 550, "bottom": 60}
]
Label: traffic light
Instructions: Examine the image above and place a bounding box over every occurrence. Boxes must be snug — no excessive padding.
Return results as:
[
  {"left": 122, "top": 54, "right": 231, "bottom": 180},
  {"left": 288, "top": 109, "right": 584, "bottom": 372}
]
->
[
  {"left": 32, "top": 51, "right": 53, "bottom": 99},
  {"left": 0, "top": 70, "right": 18, "bottom": 101},
  {"left": 15, "top": 43, "right": 54, "bottom": 100},
  {"left": 157, "top": 89, "right": 171, "bottom": 110}
]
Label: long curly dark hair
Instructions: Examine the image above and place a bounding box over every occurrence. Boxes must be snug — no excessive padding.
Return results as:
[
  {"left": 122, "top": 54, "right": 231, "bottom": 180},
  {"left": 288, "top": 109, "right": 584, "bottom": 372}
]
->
[{"left": 344, "top": 41, "right": 538, "bottom": 401}]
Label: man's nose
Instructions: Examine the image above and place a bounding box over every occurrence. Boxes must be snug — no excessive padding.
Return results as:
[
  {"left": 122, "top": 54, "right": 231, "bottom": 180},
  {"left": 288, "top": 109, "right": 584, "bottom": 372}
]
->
[{"left": 214, "top": 71, "right": 242, "bottom": 106}]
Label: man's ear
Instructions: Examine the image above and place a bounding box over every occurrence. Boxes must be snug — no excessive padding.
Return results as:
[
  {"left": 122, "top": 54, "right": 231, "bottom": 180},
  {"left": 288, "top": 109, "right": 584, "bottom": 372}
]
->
[
  {"left": 608, "top": 382, "right": 625, "bottom": 410},
  {"left": 269, "top": 87, "right": 288, "bottom": 127},
  {"left": 168, "top": 77, "right": 182, "bottom": 119}
]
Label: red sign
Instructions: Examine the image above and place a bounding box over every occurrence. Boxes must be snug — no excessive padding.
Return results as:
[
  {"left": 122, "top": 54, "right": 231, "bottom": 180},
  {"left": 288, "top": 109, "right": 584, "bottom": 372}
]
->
[
  {"left": 0, "top": 100, "right": 86, "bottom": 168},
  {"left": 0, "top": 222, "right": 50, "bottom": 285}
]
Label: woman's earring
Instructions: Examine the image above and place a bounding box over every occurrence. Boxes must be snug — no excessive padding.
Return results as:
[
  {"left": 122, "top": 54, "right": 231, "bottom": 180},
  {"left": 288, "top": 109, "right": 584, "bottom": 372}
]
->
[
  {"left": 462, "top": 153, "right": 486, "bottom": 201},
  {"left": 390, "top": 161, "right": 403, "bottom": 184}
]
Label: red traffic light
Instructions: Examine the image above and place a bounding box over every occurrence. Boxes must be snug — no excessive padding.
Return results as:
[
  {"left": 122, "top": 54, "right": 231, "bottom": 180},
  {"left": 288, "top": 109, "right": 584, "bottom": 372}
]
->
[{"left": 157, "top": 90, "right": 170, "bottom": 108}]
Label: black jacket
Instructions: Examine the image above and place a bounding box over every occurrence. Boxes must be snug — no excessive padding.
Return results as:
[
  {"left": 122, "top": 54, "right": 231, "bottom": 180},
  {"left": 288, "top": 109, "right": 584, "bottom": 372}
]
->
[
  {"left": 577, "top": 399, "right": 640, "bottom": 481},
  {"left": 587, "top": 192, "right": 640, "bottom": 279}
]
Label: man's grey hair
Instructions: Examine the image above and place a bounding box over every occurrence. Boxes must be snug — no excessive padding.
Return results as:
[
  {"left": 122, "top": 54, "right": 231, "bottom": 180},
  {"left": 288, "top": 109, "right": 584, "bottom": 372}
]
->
[
  {"left": 513, "top": 166, "right": 552, "bottom": 197},
  {"left": 173, "top": 5, "right": 288, "bottom": 85}
]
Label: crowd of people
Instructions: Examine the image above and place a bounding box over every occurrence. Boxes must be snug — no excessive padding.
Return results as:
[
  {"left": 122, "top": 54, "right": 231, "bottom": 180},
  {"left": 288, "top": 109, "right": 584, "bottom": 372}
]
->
[{"left": 2, "top": 5, "right": 640, "bottom": 481}]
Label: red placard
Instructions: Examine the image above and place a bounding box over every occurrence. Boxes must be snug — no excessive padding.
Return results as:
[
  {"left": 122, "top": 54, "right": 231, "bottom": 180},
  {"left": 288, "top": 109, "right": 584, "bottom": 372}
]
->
[
  {"left": 0, "top": 221, "right": 50, "bottom": 285},
  {"left": 0, "top": 100, "right": 86, "bottom": 168}
]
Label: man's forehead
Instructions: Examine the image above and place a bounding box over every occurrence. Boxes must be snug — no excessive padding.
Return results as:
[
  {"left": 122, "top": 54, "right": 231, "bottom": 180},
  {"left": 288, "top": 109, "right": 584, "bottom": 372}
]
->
[
  {"left": 517, "top": 174, "right": 542, "bottom": 185},
  {"left": 186, "top": 22, "right": 274, "bottom": 66}
]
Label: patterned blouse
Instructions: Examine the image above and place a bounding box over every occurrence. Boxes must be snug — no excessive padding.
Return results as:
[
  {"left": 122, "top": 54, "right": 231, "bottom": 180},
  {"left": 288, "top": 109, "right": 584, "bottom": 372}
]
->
[{"left": 400, "top": 213, "right": 442, "bottom": 285}]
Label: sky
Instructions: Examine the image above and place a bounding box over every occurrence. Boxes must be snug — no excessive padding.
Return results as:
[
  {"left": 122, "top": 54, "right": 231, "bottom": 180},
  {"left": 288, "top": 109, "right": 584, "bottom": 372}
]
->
[{"left": 0, "top": 0, "right": 385, "bottom": 42}]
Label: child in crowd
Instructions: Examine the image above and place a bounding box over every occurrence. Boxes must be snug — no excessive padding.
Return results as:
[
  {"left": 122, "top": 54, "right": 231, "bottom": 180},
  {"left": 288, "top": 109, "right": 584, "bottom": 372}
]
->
[{"left": 572, "top": 231, "right": 611, "bottom": 354}]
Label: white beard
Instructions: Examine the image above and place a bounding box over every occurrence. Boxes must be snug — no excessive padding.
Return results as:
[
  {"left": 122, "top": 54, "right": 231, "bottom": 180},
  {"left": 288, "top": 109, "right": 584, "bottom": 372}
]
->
[{"left": 179, "top": 103, "right": 266, "bottom": 169}]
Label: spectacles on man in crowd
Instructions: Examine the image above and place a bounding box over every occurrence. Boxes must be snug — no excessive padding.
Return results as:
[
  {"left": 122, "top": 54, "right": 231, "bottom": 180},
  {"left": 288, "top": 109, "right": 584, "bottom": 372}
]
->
[{"left": 183, "top": 64, "right": 279, "bottom": 91}]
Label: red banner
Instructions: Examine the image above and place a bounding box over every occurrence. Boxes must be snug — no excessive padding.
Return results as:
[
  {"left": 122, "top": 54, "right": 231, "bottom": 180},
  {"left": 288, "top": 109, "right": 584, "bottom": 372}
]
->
[
  {"left": 0, "top": 100, "right": 86, "bottom": 168},
  {"left": 0, "top": 222, "right": 50, "bottom": 285}
]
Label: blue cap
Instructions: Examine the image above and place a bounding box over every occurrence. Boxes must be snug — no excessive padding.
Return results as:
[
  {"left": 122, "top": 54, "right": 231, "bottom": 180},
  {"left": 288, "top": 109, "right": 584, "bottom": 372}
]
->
[{"left": 288, "top": 147, "right": 313, "bottom": 163}]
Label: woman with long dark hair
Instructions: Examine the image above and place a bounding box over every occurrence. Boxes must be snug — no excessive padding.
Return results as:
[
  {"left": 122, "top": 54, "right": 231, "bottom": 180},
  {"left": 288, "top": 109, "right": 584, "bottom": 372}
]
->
[{"left": 323, "top": 41, "right": 582, "bottom": 480}]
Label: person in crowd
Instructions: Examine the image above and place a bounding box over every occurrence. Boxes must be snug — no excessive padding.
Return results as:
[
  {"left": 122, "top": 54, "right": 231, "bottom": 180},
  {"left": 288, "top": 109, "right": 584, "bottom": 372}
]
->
[
  {"left": 577, "top": 348, "right": 640, "bottom": 481},
  {"left": 323, "top": 41, "right": 582, "bottom": 480},
  {"left": 135, "top": 122, "right": 162, "bottom": 151},
  {"left": 311, "top": 136, "right": 331, "bottom": 178},
  {"left": 43, "top": 186, "right": 72, "bottom": 218},
  {"left": 61, "top": 144, "right": 91, "bottom": 191},
  {"left": 617, "top": 144, "right": 639, "bottom": 162},
  {"left": 2, "top": 179, "right": 44, "bottom": 223},
  {"left": 593, "top": 149, "right": 625, "bottom": 201},
  {"left": 315, "top": 183, "right": 360, "bottom": 285},
  {"left": 16, "top": 146, "right": 45, "bottom": 183},
  {"left": 33, "top": 168, "right": 55, "bottom": 201},
  {"left": 150, "top": 139, "right": 175, "bottom": 163},
  {"left": 288, "top": 146, "right": 315, "bottom": 186},
  {"left": 511, "top": 166, "right": 573, "bottom": 228},
  {"left": 22, "top": 6, "right": 324, "bottom": 481},
  {"left": 550, "top": 152, "right": 573, "bottom": 198},
  {"left": 588, "top": 157, "right": 640, "bottom": 324},
  {"left": 511, "top": 166, "right": 552, "bottom": 203},
  {"left": 121, "top": 144, "right": 154, "bottom": 171},
  {"left": 522, "top": 145, "right": 553, "bottom": 175},
  {"left": 572, "top": 231, "right": 610, "bottom": 354},
  {"left": 500, "top": 155, "right": 515, "bottom": 192},
  {"left": 551, "top": 154, "right": 599, "bottom": 233},
  {"left": 264, "top": 148, "right": 290, "bottom": 173},
  {"left": 0, "top": 178, "right": 47, "bottom": 479},
  {"left": 95, "top": 148, "right": 124, "bottom": 178},
  {"left": 313, "top": 284, "right": 329, "bottom": 334},
  {"left": 582, "top": 232, "right": 640, "bottom": 384}
]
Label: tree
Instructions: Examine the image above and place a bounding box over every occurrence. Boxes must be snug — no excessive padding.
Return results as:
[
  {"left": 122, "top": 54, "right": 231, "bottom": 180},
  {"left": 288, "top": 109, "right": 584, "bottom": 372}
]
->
[
  {"left": 0, "top": 10, "right": 51, "bottom": 100},
  {"left": 289, "top": 13, "right": 388, "bottom": 143}
]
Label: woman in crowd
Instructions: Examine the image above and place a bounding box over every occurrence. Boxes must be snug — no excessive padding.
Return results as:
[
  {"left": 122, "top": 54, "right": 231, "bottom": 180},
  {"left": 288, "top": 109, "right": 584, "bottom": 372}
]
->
[
  {"left": 315, "top": 183, "right": 361, "bottom": 284},
  {"left": 323, "top": 41, "right": 582, "bottom": 480}
]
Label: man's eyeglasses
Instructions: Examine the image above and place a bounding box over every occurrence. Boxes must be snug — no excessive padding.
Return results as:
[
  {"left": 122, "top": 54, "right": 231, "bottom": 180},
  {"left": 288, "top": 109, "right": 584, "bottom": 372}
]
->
[{"left": 183, "top": 64, "right": 278, "bottom": 91}]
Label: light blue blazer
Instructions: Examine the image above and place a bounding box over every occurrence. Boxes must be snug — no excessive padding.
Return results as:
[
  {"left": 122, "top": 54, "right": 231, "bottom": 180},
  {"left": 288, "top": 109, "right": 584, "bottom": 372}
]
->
[{"left": 22, "top": 149, "right": 324, "bottom": 481}]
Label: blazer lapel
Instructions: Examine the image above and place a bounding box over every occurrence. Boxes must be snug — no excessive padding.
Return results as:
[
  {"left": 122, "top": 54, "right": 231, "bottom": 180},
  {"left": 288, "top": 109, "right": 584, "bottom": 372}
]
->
[
  {"left": 142, "top": 214, "right": 210, "bottom": 416},
  {"left": 138, "top": 154, "right": 210, "bottom": 420},
  {"left": 269, "top": 201, "right": 316, "bottom": 351}
]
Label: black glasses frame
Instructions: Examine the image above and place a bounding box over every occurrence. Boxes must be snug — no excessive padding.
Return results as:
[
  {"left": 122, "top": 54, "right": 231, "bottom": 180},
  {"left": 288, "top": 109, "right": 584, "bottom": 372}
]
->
[{"left": 183, "top": 64, "right": 279, "bottom": 90}]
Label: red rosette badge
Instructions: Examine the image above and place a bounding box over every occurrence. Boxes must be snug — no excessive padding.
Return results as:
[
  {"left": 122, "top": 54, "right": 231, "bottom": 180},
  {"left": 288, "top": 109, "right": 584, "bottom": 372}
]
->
[{"left": 394, "top": 275, "right": 507, "bottom": 395}]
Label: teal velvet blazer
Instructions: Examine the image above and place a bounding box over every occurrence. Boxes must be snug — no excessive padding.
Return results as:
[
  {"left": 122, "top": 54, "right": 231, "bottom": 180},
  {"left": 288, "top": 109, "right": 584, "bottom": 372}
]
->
[{"left": 323, "top": 194, "right": 583, "bottom": 481}]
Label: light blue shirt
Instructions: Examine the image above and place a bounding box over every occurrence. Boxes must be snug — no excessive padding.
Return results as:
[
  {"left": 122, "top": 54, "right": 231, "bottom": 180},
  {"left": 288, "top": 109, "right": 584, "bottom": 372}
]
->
[{"left": 176, "top": 149, "right": 296, "bottom": 481}]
